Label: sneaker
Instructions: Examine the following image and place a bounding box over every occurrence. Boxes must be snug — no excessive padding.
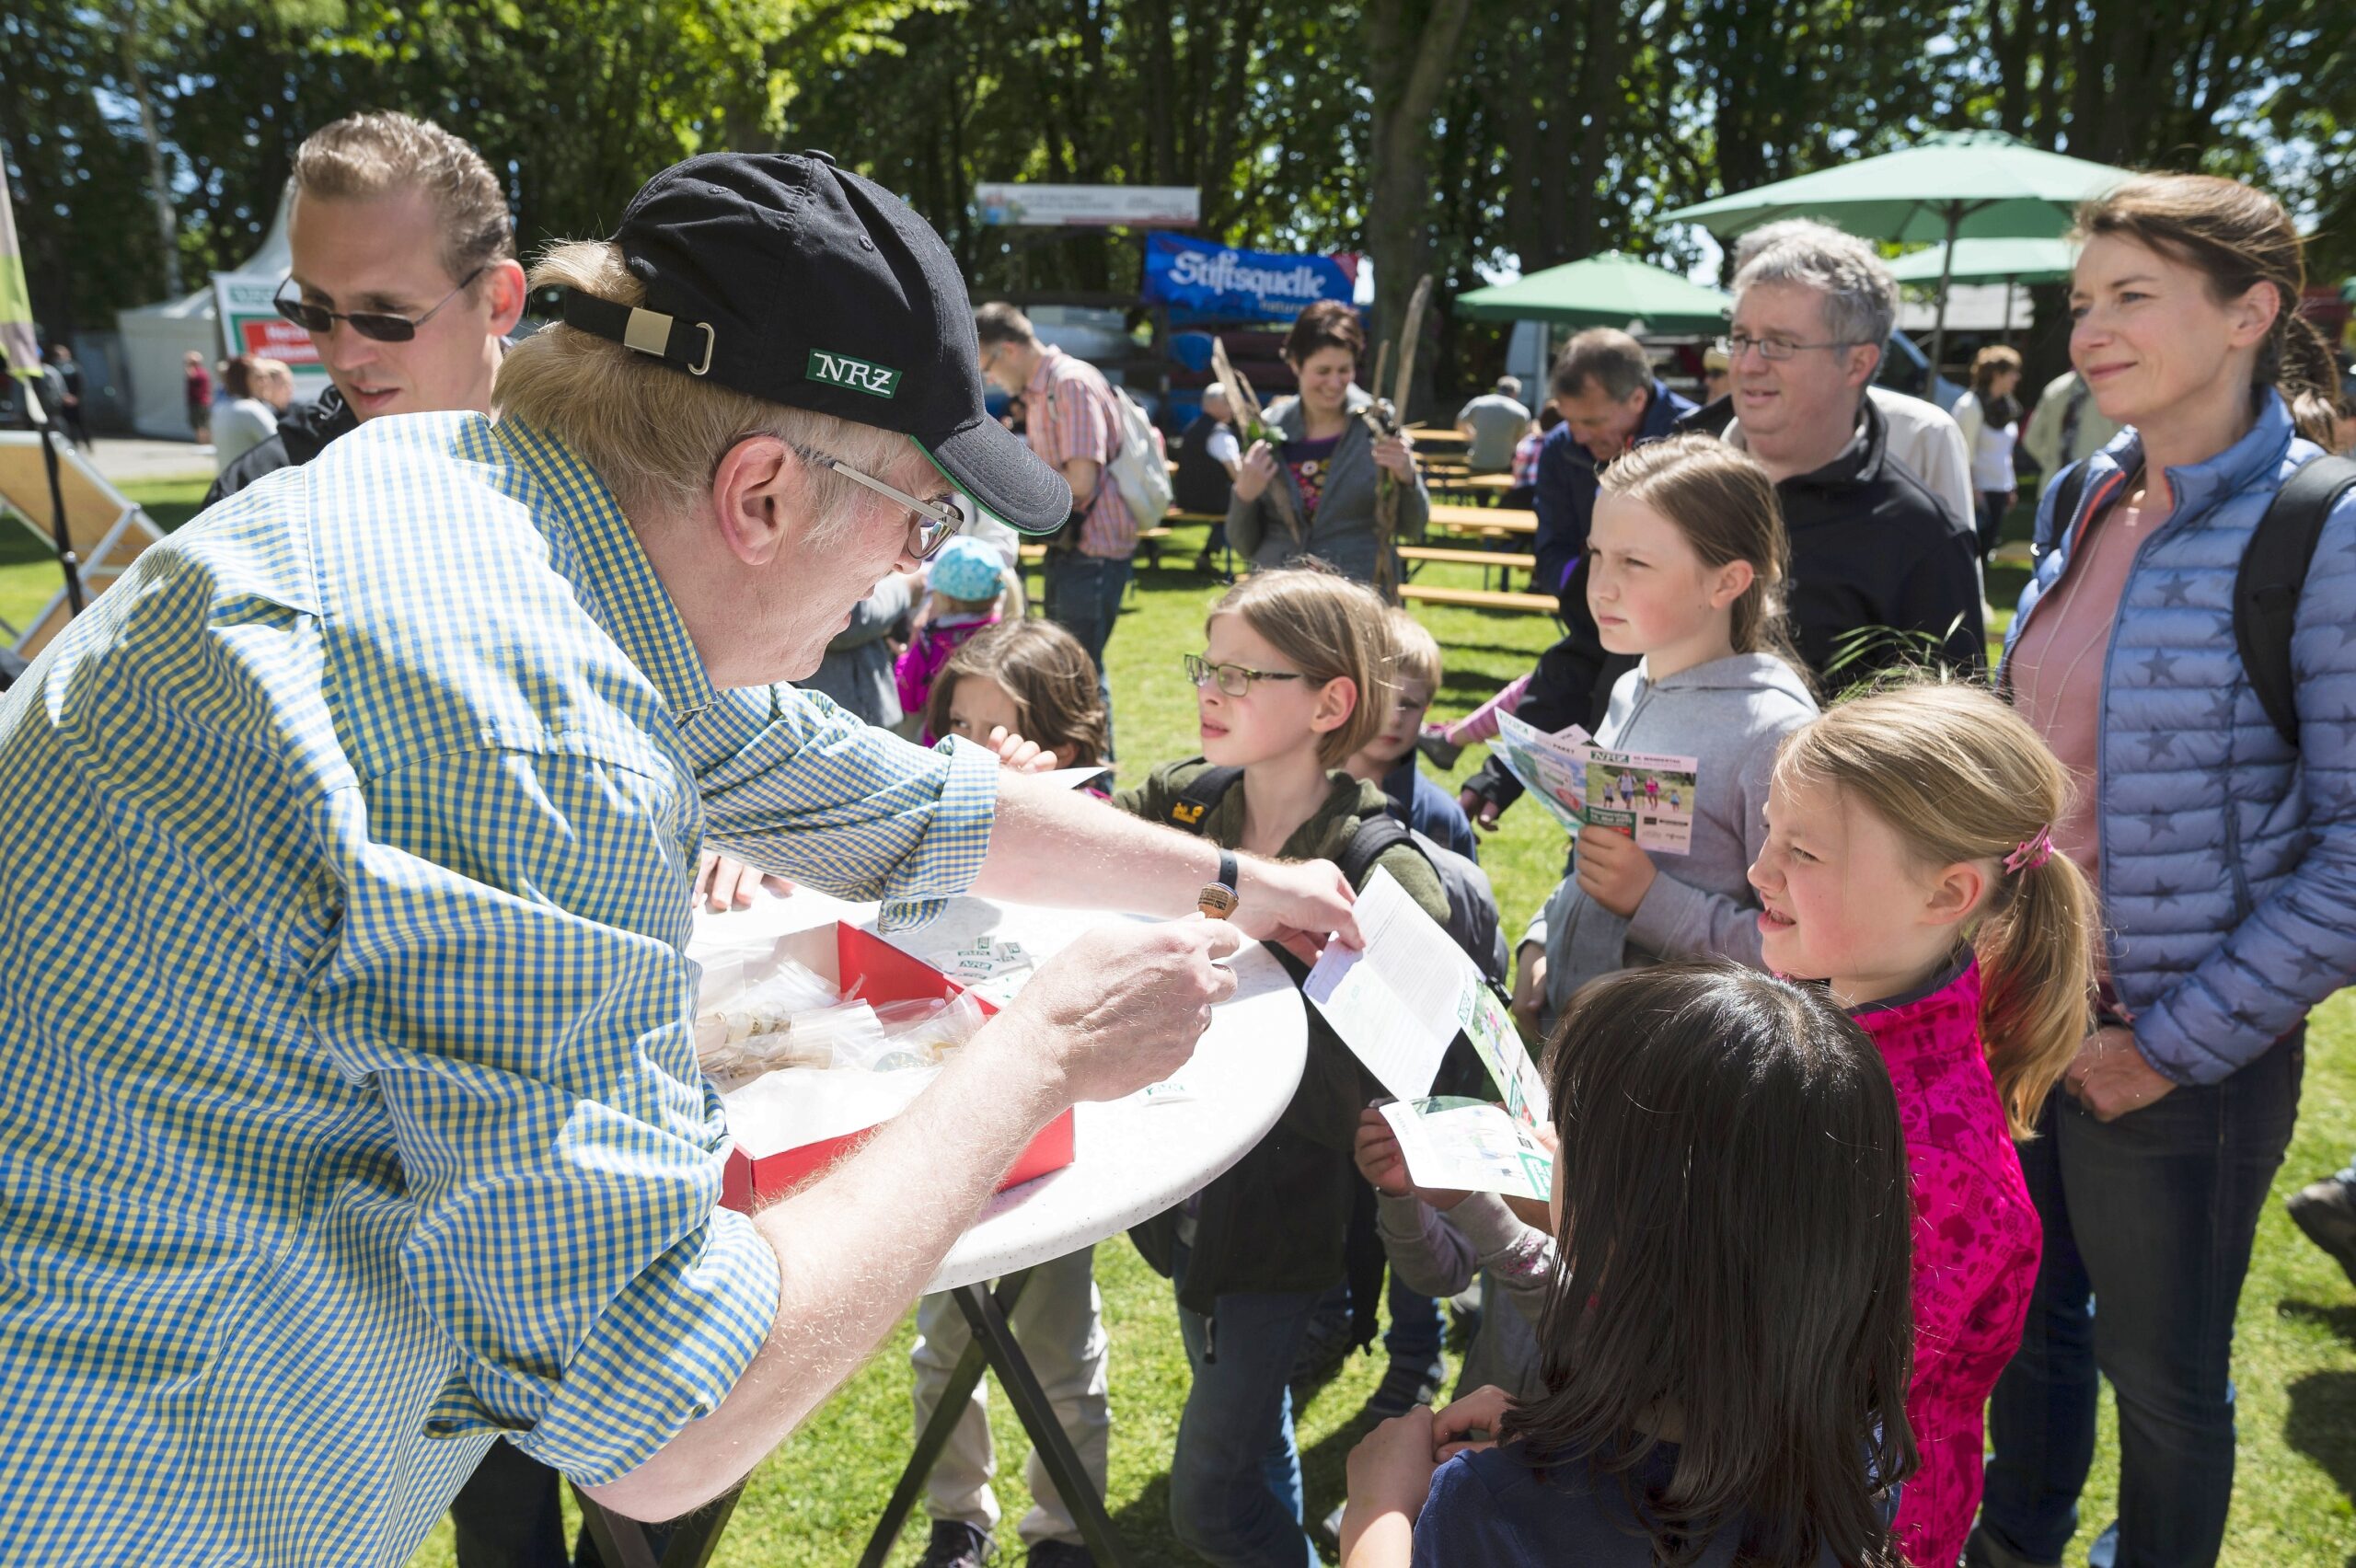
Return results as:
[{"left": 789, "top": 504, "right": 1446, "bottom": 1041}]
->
[
  {"left": 917, "top": 1519, "right": 995, "bottom": 1568},
  {"left": 2287, "top": 1175, "right": 2356, "bottom": 1287},
  {"left": 1024, "top": 1540, "right": 1094, "bottom": 1568},
  {"left": 1365, "top": 1356, "right": 1446, "bottom": 1421},
  {"left": 1963, "top": 1525, "right": 2059, "bottom": 1568}
]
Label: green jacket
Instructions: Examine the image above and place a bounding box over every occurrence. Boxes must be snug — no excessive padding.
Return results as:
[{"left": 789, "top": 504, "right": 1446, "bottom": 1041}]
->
[{"left": 1115, "top": 759, "right": 1449, "bottom": 1311}]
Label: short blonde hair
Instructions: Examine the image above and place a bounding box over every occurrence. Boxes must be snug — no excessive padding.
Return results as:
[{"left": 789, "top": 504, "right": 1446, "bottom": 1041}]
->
[
  {"left": 289, "top": 111, "right": 513, "bottom": 282},
  {"left": 1385, "top": 607, "right": 1441, "bottom": 690},
  {"left": 1207, "top": 566, "right": 1392, "bottom": 767},
  {"left": 496, "top": 238, "right": 921, "bottom": 523}
]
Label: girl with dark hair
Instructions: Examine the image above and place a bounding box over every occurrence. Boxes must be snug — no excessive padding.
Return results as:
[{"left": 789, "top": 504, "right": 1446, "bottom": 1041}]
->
[
  {"left": 1984, "top": 172, "right": 2356, "bottom": 1568},
  {"left": 1338, "top": 963, "right": 1918, "bottom": 1568},
  {"left": 1226, "top": 299, "right": 1429, "bottom": 584}
]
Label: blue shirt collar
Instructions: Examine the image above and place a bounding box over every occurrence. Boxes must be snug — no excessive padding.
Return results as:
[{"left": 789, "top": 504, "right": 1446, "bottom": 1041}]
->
[{"left": 490, "top": 416, "right": 716, "bottom": 723}]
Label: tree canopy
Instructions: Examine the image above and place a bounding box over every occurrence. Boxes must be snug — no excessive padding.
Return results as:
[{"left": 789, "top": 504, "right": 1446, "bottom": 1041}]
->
[{"left": 5, "top": 0, "right": 2350, "bottom": 386}]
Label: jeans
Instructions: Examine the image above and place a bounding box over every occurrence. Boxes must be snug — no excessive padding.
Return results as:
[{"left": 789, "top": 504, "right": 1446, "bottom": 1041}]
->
[
  {"left": 1042, "top": 550, "right": 1133, "bottom": 757},
  {"left": 1168, "top": 1242, "right": 1323, "bottom": 1568},
  {"left": 1981, "top": 1033, "right": 2303, "bottom": 1567}
]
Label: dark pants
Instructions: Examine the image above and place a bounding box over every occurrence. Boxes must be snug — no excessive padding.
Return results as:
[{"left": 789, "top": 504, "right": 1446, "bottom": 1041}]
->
[
  {"left": 1981, "top": 1033, "right": 2303, "bottom": 1567},
  {"left": 1042, "top": 550, "right": 1133, "bottom": 758},
  {"left": 1977, "top": 488, "right": 2012, "bottom": 559},
  {"left": 449, "top": 1443, "right": 569, "bottom": 1568}
]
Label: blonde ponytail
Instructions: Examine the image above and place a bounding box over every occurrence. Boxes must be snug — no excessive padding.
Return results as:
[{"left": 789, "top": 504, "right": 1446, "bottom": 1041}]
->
[{"left": 1775, "top": 681, "right": 2098, "bottom": 1136}]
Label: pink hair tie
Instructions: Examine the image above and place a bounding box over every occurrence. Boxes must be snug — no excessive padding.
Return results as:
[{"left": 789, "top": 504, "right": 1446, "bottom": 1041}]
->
[{"left": 2004, "top": 824, "right": 2054, "bottom": 874}]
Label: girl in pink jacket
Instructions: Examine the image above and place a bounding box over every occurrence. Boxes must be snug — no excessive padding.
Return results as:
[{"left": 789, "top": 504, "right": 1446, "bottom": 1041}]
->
[
  {"left": 895, "top": 536, "right": 1014, "bottom": 730},
  {"left": 1748, "top": 684, "right": 2096, "bottom": 1568}
]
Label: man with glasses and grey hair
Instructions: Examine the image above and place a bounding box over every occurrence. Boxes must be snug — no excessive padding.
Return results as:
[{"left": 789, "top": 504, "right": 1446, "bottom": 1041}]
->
[
  {"left": 0, "top": 151, "right": 1362, "bottom": 1565},
  {"left": 1696, "top": 225, "right": 1983, "bottom": 679},
  {"left": 1690, "top": 218, "right": 1976, "bottom": 527}
]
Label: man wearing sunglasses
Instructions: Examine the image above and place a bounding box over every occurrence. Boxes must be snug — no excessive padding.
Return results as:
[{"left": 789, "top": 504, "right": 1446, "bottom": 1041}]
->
[
  {"left": 204, "top": 110, "right": 526, "bottom": 507},
  {"left": 0, "top": 151, "right": 1362, "bottom": 1563}
]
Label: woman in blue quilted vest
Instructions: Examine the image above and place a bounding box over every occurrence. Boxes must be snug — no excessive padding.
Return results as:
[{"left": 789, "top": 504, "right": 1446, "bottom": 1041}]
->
[{"left": 1976, "top": 175, "right": 2356, "bottom": 1568}]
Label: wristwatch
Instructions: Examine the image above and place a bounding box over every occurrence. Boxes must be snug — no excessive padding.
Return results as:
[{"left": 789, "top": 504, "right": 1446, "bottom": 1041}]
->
[{"left": 1198, "top": 848, "right": 1240, "bottom": 918}]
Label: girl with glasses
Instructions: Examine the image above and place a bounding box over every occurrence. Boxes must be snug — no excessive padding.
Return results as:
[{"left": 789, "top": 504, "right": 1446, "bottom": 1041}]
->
[{"left": 1115, "top": 568, "right": 1453, "bottom": 1568}]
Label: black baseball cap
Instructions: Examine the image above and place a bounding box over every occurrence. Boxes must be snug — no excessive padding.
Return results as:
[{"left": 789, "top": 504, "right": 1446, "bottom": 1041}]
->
[{"left": 558, "top": 151, "right": 1071, "bottom": 533}]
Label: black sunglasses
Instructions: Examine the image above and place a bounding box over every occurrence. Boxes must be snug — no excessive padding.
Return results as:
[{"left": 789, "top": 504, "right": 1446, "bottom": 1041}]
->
[{"left": 272, "top": 266, "right": 487, "bottom": 343}]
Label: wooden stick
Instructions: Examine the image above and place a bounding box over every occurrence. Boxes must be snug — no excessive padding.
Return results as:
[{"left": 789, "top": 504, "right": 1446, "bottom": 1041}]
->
[
  {"left": 1212, "top": 335, "right": 1304, "bottom": 548},
  {"left": 1373, "top": 275, "right": 1434, "bottom": 605}
]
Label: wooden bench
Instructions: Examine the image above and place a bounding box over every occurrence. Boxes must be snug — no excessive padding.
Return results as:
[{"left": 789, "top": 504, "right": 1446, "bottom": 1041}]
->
[
  {"left": 1399, "top": 582, "right": 1561, "bottom": 615},
  {"left": 1397, "top": 543, "right": 1538, "bottom": 594},
  {"left": 1398, "top": 546, "right": 1538, "bottom": 570}
]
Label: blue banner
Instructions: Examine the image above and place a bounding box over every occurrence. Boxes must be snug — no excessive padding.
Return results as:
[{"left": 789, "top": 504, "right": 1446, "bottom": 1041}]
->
[{"left": 1140, "top": 232, "right": 1358, "bottom": 321}]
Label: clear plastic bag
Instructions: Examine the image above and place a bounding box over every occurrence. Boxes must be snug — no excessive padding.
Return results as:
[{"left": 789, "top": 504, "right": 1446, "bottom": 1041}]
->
[
  {"left": 865, "top": 991, "right": 992, "bottom": 1072},
  {"left": 693, "top": 958, "right": 840, "bottom": 1078}
]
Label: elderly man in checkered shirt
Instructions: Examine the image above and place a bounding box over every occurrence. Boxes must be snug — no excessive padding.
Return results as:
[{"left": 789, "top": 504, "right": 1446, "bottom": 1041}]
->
[{"left": 0, "top": 154, "right": 1358, "bottom": 1564}]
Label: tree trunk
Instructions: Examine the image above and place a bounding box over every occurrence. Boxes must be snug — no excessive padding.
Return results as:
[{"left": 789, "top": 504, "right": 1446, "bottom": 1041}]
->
[
  {"left": 1365, "top": 0, "right": 1472, "bottom": 419},
  {"left": 116, "top": 4, "right": 180, "bottom": 298}
]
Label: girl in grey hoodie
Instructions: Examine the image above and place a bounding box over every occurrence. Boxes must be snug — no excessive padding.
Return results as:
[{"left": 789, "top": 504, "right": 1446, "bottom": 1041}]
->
[{"left": 1524, "top": 434, "right": 1819, "bottom": 1026}]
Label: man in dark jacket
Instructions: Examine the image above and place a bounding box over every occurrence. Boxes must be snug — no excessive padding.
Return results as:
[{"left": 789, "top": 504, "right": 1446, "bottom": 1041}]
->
[{"left": 204, "top": 110, "right": 523, "bottom": 508}]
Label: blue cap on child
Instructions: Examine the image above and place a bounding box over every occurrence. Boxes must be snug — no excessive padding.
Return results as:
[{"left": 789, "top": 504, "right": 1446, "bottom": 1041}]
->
[{"left": 927, "top": 536, "right": 1007, "bottom": 603}]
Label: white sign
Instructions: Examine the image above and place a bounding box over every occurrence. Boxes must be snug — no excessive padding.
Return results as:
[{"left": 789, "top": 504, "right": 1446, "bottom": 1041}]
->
[
  {"left": 211, "top": 273, "right": 331, "bottom": 397},
  {"left": 976, "top": 183, "right": 1201, "bottom": 228}
]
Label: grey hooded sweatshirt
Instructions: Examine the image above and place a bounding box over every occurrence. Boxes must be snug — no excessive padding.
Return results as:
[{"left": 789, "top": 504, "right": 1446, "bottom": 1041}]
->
[{"left": 1540, "top": 651, "right": 1819, "bottom": 1020}]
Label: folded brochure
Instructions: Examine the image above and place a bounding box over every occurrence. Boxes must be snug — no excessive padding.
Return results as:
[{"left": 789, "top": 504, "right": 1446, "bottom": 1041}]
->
[
  {"left": 1380, "top": 1097, "right": 1553, "bottom": 1203},
  {"left": 1304, "top": 868, "right": 1549, "bottom": 1124},
  {"left": 1490, "top": 710, "right": 1699, "bottom": 855}
]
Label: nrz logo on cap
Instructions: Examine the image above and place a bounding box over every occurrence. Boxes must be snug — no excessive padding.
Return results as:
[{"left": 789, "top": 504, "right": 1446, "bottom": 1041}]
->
[{"left": 807, "top": 350, "right": 901, "bottom": 398}]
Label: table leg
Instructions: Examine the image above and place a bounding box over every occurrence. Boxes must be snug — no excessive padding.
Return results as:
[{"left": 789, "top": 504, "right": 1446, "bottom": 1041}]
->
[
  {"left": 574, "top": 1480, "right": 743, "bottom": 1568},
  {"left": 858, "top": 1270, "right": 1039, "bottom": 1568},
  {"left": 951, "top": 1276, "right": 1131, "bottom": 1568}
]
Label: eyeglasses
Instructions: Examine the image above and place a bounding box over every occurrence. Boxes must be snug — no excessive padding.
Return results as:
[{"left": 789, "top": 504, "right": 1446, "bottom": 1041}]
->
[
  {"left": 1184, "top": 653, "right": 1305, "bottom": 697},
  {"left": 272, "top": 267, "right": 488, "bottom": 342},
  {"left": 1718, "top": 332, "right": 1861, "bottom": 363},
  {"left": 796, "top": 447, "right": 976, "bottom": 560}
]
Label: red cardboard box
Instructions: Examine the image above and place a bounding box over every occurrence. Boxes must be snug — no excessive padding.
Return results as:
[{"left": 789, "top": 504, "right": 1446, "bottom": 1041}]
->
[{"left": 719, "top": 921, "right": 1075, "bottom": 1211}]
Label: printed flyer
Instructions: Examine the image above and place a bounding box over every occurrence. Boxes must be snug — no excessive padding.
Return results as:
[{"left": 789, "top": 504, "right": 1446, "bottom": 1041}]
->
[{"left": 1582, "top": 747, "right": 1701, "bottom": 854}]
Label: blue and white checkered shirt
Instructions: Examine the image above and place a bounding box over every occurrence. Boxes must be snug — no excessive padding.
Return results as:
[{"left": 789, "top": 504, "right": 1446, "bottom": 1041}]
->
[{"left": 0, "top": 412, "right": 997, "bottom": 1563}]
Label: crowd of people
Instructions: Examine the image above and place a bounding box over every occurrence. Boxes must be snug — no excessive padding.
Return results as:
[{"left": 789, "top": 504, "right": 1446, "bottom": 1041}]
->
[{"left": 5, "top": 101, "right": 2356, "bottom": 1568}]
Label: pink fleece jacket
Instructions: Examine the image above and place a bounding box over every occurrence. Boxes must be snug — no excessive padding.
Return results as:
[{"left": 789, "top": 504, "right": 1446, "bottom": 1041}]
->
[{"left": 1851, "top": 957, "right": 2040, "bottom": 1568}]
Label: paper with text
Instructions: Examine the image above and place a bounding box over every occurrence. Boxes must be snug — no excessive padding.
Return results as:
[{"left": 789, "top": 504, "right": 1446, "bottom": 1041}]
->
[
  {"left": 1490, "top": 710, "right": 1594, "bottom": 836},
  {"left": 1381, "top": 1097, "right": 1554, "bottom": 1202},
  {"left": 1584, "top": 746, "right": 1701, "bottom": 855},
  {"left": 1304, "top": 869, "right": 1468, "bottom": 1101}
]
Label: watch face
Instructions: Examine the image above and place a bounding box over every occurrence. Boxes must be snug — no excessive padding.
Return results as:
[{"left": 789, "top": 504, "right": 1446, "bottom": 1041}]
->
[{"left": 1197, "top": 883, "right": 1240, "bottom": 919}]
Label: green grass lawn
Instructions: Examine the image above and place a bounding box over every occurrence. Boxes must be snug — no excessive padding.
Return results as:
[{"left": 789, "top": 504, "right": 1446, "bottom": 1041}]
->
[{"left": 387, "top": 515, "right": 2354, "bottom": 1566}]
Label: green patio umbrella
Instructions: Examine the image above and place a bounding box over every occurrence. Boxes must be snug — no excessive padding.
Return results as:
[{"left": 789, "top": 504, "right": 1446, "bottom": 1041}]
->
[
  {"left": 1660, "top": 131, "right": 2129, "bottom": 382},
  {"left": 1454, "top": 251, "right": 1730, "bottom": 332},
  {"left": 1888, "top": 236, "right": 2079, "bottom": 344}
]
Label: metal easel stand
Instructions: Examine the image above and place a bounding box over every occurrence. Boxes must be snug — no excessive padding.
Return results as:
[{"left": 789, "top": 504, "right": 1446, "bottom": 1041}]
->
[{"left": 859, "top": 1265, "right": 1131, "bottom": 1568}]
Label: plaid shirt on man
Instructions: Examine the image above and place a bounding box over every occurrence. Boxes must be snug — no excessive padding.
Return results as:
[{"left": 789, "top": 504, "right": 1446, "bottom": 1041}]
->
[
  {"left": 0, "top": 413, "right": 997, "bottom": 1563},
  {"left": 1024, "top": 345, "right": 1137, "bottom": 558}
]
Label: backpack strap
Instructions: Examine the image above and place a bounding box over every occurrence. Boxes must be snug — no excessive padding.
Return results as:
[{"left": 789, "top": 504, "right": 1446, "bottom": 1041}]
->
[
  {"left": 1335, "top": 812, "right": 1419, "bottom": 891},
  {"left": 1164, "top": 765, "right": 1243, "bottom": 835},
  {"left": 2031, "top": 463, "right": 2093, "bottom": 565},
  {"left": 2236, "top": 454, "right": 2356, "bottom": 749}
]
